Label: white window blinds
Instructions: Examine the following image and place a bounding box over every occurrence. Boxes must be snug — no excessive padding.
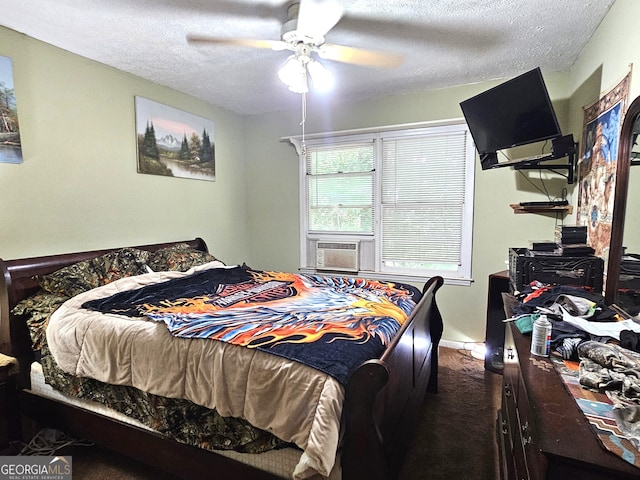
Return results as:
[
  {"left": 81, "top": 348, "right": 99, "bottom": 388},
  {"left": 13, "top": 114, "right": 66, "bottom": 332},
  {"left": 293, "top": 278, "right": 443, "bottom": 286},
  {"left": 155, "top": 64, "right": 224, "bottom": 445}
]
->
[{"left": 381, "top": 130, "right": 468, "bottom": 272}]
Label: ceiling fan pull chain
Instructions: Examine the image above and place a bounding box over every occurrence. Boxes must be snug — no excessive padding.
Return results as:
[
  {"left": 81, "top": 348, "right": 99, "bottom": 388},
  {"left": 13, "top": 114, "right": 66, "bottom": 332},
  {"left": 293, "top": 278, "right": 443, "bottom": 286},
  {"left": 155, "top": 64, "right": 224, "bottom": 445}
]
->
[{"left": 300, "top": 91, "right": 307, "bottom": 157}]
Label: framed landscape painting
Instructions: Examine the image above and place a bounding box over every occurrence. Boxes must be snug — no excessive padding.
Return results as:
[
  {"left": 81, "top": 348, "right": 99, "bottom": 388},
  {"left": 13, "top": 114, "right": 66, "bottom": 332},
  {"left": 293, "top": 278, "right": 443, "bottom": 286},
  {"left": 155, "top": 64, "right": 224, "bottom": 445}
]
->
[
  {"left": 0, "top": 55, "right": 22, "bottom": 164},
  {"left": 135, "top": 96, "right": 215, "bottom": 181}
]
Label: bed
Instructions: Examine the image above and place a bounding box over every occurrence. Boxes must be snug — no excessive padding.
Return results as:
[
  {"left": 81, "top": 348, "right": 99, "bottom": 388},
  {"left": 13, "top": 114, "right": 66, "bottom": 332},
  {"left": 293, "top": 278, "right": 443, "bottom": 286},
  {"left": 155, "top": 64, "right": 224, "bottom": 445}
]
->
[{"left": 0, "top": 238, "right": 444, "bottom": 480}]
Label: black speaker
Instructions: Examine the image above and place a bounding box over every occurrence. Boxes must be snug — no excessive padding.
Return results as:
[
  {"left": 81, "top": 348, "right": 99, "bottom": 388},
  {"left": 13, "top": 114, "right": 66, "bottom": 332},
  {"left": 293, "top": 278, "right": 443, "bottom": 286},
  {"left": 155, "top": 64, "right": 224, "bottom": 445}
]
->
[
  {"left": 480, "top": 152, "right": 498, "bottom": 170},
  {"left": 552, "top": 134, "right": 576, "bottom": 157}
]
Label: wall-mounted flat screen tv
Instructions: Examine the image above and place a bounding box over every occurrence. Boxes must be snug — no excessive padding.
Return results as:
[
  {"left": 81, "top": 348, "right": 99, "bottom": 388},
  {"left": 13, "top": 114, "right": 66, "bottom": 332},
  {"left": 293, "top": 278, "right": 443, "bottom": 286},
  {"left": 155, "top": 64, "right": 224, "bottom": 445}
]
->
[{"left": 460, "top": 67, "right": 562, "bottom": 167}]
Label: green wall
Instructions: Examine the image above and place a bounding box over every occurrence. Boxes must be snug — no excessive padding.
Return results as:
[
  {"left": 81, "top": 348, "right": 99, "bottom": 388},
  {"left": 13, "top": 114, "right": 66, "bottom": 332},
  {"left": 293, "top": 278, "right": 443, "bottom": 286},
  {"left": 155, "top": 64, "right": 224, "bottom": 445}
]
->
[
  {"left": 0, "top": 28, "right": 250, "bottom": 264},
  {"left": 2, "top": 0, "right": 640, "bottom": 345}
]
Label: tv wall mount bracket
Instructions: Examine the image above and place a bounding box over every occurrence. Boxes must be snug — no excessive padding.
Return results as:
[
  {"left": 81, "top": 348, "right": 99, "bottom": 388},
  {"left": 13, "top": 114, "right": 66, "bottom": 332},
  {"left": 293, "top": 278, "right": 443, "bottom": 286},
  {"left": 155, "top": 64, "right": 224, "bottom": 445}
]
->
[{"left": 481, "top": 134, "right": 577, "bottom": 184}]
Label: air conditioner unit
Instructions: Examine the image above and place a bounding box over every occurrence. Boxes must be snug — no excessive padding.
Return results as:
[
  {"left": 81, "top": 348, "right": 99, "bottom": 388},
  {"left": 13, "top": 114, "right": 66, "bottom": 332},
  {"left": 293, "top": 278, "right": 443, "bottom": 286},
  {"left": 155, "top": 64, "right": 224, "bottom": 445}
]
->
[{"left": 316, "top": 241, "right": 359, "bottom": 272}]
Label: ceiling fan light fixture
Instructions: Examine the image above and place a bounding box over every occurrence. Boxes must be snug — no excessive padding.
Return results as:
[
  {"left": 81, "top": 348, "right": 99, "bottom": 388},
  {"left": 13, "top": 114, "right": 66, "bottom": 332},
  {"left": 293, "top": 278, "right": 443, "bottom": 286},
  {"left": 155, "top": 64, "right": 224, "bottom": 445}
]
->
[
  {"left": 307, "top": 58, "right": 333, "bottom": 91},
  {"left": 278, "top": 55, "right": 309, "bottom": 93}
]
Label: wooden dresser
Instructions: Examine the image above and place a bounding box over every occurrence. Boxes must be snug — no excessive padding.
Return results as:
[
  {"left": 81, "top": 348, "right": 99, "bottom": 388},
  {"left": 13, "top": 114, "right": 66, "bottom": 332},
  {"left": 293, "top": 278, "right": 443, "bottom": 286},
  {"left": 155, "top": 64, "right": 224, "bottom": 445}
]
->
[{"left": 498, "top": 323, "right": 640, "bottom": 480}]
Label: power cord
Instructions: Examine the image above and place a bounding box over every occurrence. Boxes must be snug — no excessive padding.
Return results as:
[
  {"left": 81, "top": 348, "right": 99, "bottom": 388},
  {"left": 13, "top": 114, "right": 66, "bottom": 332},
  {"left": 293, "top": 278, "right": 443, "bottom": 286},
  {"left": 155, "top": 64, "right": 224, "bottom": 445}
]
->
[{"left": 17, "top": 428, "right": 94, "bottom": 456}]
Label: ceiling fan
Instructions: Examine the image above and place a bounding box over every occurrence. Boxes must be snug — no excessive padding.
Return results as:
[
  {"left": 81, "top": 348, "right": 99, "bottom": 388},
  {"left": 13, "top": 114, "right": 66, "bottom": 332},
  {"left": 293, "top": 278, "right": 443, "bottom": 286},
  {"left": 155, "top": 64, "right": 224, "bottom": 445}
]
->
[{"left": 186, "top": 0, "right": 404, "bottom": 94}]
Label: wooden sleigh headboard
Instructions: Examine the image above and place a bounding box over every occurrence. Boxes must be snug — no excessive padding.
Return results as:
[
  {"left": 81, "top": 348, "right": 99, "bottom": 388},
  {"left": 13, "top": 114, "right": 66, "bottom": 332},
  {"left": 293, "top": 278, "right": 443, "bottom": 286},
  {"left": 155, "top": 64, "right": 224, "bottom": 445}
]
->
[{"left": 0, "top": 238, "right": 208, "bottom": 376}]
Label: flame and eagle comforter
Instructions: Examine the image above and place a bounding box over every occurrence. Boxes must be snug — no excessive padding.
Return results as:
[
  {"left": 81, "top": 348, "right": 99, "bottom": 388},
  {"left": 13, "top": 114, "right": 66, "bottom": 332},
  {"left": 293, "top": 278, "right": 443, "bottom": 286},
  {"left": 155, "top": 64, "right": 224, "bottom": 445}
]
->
[{"left": 46, "top": 261, "right": 421, "bottom": 479}]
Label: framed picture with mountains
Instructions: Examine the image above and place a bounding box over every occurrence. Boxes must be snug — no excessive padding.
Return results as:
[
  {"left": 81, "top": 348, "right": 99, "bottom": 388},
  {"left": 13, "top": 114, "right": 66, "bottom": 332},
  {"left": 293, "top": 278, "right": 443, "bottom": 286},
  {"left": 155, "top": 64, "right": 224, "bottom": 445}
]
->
[
  {"left": 0, "top": 54, "right": 22, "bottom": 164},
  {"left": 135, "top": 96, "right": 215, "bottom": 182}
]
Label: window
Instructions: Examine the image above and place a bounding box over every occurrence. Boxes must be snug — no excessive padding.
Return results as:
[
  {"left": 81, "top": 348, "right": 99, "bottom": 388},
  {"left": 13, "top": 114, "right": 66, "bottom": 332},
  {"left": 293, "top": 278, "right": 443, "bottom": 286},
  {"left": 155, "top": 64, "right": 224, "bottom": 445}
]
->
[
  {"left": 307, "top": 140, "right": 374, "bottom": 233},
  {"left": 298, "top": 120, "right": 475, "bottom": 285}
]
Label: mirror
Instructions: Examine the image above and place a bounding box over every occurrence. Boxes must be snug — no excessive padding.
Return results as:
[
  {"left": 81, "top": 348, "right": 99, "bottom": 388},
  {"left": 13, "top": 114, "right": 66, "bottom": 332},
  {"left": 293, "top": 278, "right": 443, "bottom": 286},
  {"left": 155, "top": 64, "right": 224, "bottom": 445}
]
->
[
  {"left": 633, "top": 116, "right": 640, "bottom": 165},
  {"left": 605, "top": 95, "right": 640, "bottom": 313}
]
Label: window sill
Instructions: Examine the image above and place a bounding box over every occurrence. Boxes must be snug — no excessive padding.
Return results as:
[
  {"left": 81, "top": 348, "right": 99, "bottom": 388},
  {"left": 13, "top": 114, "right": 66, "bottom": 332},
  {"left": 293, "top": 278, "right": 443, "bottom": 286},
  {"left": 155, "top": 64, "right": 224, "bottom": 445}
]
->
[{"left": 299, "top": 268, "right": 472, "bottom": 287}]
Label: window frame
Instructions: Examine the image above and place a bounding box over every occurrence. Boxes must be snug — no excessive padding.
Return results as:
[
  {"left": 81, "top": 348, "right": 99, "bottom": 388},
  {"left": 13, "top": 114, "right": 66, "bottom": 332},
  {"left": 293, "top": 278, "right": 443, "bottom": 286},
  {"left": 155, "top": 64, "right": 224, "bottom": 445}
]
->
[{"left": 291, "top": 119, "right": 476, "bottom": 286}]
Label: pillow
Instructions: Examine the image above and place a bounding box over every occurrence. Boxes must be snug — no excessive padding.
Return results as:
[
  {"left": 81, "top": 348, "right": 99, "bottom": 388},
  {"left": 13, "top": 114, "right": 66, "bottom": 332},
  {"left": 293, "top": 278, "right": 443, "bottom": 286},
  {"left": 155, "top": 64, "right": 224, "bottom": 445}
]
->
[
  {"left": 39, "top": 247, "right": 151, "bottom": 297},
  {"left": 90, "top": 247, "right": 151, "bottom": 283},
  {"left": 148, "top": 243, "right": 219, "bottom": 272},
  {"left": 11, "top": 290, "right": 69, "bottom": 352}
]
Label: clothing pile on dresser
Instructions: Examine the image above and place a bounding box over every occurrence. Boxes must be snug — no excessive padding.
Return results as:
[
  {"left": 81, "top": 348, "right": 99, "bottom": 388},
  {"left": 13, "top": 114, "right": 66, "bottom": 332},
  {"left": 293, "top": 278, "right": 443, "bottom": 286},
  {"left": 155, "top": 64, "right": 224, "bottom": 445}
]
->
[
  {"left": 509, "top": 282, "right": 640, "bottom": 359},
  {"left": 578, "top": 341, "right": 640, "bottom": 450},
  {"left": 509, "top": 281, "right": 640, "bottom": 449}
]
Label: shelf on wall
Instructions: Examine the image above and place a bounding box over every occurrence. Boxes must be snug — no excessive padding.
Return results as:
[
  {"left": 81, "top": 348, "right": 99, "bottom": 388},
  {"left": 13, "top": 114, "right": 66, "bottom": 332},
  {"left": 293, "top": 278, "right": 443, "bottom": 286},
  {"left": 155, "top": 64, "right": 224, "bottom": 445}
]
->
[{"left": 510, "top": 204, "right": 573, "bottom": 214}]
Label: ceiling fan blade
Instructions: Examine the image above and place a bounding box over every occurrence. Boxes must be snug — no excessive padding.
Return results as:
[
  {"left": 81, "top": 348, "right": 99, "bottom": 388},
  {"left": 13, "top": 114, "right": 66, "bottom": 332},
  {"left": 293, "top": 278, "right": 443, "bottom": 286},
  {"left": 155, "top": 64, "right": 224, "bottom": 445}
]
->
[
  {"left": 297, "top": 0, "right": 344, "bottom": 40},
  {"left": 317, "top": 43, "right": 404, "bottom": 68},
  {"left": 186, "top": 34, "right": 289, "bottom": 51}
]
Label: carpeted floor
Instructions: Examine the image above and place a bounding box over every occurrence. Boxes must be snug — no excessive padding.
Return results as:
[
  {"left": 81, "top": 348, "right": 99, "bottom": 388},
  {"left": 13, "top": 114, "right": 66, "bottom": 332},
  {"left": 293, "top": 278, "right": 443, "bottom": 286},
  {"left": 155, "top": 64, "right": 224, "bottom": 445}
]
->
[
  {"left": 20, "top": 347, "right": 503, "bottom": 479},
  {"left": 397, "top": 346, "right": 502, "bottom": 480}
]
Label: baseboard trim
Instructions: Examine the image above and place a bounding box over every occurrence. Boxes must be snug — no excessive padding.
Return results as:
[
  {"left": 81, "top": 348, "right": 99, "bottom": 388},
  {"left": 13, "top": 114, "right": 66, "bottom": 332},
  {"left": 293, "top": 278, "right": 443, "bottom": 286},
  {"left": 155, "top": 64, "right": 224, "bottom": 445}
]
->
[
  {"left": 439, "top": 339, "right": 486, "bottom": 360},
  {"left": 440, "top": 339, "right": 472, "bottom": 350}
]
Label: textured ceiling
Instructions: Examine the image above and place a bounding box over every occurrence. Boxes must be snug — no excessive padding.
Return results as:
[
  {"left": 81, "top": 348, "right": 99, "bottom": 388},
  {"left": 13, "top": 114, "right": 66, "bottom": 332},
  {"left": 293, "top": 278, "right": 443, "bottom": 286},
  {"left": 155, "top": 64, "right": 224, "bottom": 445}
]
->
[{"left": 0, "top": 0, "right": 615, "bottom": 115}]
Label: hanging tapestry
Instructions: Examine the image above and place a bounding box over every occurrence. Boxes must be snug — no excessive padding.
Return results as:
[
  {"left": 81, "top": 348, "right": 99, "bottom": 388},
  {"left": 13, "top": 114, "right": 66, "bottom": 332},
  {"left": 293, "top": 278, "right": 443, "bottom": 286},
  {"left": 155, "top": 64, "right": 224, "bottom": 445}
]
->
[{"left": 577, "top": 70, "right": 631, "bottom": 269}]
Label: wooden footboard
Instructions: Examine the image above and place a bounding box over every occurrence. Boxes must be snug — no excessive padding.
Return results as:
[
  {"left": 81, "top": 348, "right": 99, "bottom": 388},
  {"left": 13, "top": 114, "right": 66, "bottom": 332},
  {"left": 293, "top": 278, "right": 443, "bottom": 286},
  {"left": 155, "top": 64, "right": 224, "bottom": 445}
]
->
[
  {"left": 342, "top": 276, "right": 443, "bottom": 480},
  {"left": 0, "top": 239, "right": 443, "bottom": 480}
]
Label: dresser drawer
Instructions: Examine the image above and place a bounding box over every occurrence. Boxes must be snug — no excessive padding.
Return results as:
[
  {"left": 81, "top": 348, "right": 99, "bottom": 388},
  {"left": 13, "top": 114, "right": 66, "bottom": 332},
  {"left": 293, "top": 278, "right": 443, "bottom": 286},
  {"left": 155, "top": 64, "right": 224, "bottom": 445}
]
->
[
  {"left": 497, "top": 408, "right": 515, "bottom": 480},
  {"left": 515, "top": 373, "right": 547, "bottom": 480},
  {"left": 503, "top": 324, "right": 519, "bottom": 401},
  {"left": 500, "top": 379, "right": 530, "bottom": 480}
]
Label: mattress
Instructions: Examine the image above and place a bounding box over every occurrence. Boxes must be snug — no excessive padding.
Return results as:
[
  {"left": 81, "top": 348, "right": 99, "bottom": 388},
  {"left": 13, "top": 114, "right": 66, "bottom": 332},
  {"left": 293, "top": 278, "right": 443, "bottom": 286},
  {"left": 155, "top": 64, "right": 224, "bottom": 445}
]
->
[
  {"left": 46, "top": 263, "right": 346, "bottom": 479},
  {"left": 29, "top": 362, "right": 341, "bottom": 479}
]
